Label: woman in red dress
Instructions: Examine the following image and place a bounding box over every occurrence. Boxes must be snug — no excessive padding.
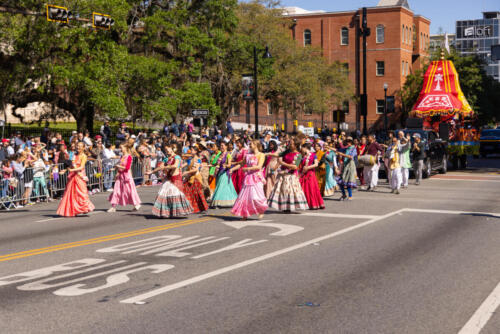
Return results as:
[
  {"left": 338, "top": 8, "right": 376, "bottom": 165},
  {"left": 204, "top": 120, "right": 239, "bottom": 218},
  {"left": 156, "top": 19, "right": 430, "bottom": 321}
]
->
[
  {"left": 299, "top": 142, "right": 325, "bottom": 210},
  {"left": 231, "top": 139, "right": 248, "bottom": 194},
  {"left": 57, "top": 142, "right": 95, "bottom": 217},
  {"left": 183, "top": 146, "right": 209, "bottom": 213}
]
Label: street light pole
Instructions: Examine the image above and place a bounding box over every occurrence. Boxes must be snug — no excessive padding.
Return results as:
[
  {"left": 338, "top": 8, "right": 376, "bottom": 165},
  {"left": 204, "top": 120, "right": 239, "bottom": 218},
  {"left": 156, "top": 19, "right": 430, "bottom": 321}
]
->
[
  {"left": 384, "top": 83, "right": 388, "bottom": 138},
  {"left": 253, "top": 46, "right": 272, "bottom": 139},
  {"left": 253, "top": 46, "right": 259, "bottom": 139}
]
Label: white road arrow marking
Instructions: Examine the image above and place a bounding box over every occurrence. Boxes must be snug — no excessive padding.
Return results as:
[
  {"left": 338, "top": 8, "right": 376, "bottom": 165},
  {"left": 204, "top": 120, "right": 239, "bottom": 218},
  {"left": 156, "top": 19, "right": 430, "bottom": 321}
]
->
[{"left": 220, "top": 220, "right": 303, "bottom": 236}]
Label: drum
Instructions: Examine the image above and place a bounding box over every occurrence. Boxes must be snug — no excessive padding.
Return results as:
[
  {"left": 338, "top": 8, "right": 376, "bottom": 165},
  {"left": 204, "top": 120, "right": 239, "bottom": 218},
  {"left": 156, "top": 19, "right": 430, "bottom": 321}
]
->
[{"left": 358, "top": 154, "right": 376, "bottom": 167}]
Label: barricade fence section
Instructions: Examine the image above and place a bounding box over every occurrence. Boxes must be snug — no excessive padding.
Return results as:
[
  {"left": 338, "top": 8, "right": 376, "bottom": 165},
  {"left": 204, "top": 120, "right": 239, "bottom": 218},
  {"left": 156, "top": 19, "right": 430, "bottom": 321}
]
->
[{"left": 0, "top": 157, "right": 156, "bottom": 210}]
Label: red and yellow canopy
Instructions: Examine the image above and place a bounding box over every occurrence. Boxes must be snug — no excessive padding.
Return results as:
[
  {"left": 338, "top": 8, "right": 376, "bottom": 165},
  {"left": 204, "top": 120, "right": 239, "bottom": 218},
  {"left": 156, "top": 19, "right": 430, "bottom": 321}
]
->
[{"left": 412, "top": 60, "right": 473, "bottom": 118}]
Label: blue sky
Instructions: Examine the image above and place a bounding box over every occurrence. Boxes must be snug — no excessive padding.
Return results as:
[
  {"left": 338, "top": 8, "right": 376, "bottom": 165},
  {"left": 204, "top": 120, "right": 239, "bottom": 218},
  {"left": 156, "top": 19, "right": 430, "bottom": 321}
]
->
[{"left": 277, "top": 0, "right": 499, "bottom": 34}]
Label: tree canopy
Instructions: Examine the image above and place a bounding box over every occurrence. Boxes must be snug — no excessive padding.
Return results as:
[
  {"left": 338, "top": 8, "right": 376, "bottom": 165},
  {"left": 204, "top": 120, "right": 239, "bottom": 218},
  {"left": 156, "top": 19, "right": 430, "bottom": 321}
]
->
[{"left": 0, "top": 0, "right": 353, "bottom": 131}]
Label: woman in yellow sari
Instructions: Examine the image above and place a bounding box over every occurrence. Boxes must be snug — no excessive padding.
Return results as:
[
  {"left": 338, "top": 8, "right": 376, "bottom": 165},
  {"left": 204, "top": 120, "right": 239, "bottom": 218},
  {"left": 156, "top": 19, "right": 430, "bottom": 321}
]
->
[{"left": 314, "top": 142, "right": 326, "bottom": 196}]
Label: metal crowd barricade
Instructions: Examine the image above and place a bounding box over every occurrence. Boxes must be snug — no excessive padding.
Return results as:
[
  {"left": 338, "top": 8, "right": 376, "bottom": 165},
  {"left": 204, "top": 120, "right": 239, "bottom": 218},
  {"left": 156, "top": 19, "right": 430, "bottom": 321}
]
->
[{"left": 0, "top": 157, "right": 159, "bottom": 210}]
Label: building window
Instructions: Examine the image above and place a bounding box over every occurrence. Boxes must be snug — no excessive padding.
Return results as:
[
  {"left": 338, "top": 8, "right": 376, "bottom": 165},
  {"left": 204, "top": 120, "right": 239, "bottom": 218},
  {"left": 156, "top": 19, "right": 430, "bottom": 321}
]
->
[
  {"left": 342, "top": 101, "right": 349, "bottom": 113},
  {"left": 304, "top": 104, "right": 312, "bottom": 115},
  {"left": 304, "top": 29, "right": 312, "bottom": 46},
  {"left": 376, "top": 25, "right": 385, "bottom": 43},
  {"left": 376, "top": 61, "right": 385, "bottom": 76},
  {"left": 232, "top": 104, "right": 240, "bottom": 116},
  {"left": 402, "top": 25, "right": 405, "bottom": 44},
  {"left": 406, "top": 26, "right": 410, "bottom": 44},
  {"left": 267, "top": 102, "right": 273, "bottom": 115},
  {"left": 340, "top": 27, "right": 349, "bottom": 45},
  {"left": 402, "top": 61, "right": 405, "bottom": 76},
  {"left": 376, "top": 100, "right": 385, "bottom": 114},
  {"left": 342, "top": 63, "right": 349, "bottom": 75},
  {"left": 409, "top": 27, "right": 412, "bottom": 45}
]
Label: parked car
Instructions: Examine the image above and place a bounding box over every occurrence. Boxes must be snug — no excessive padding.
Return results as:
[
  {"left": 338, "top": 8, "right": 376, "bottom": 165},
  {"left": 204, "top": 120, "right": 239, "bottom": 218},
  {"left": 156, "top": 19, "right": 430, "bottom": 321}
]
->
[{"left": 479, "top": 129, "right": 500, "bottom": 157}]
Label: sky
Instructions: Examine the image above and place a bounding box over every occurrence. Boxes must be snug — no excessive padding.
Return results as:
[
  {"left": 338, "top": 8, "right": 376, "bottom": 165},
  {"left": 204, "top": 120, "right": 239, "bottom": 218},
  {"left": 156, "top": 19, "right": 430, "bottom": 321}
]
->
[{"left": 276, "top": 0, "right": 499, "bottom": 35}]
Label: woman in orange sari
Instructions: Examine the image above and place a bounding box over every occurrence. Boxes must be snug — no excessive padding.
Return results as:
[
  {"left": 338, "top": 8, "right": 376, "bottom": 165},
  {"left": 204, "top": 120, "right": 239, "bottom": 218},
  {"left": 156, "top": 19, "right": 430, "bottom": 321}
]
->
[{"left": 57, "top": 142, "right": 95, "bottom": 217}]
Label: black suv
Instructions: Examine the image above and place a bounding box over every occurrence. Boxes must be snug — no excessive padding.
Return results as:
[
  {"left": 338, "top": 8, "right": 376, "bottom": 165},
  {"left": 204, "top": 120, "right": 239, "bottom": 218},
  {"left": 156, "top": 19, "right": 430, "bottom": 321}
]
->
[{"left": 398, "top": 129, "right": 448, "bottom": 178}]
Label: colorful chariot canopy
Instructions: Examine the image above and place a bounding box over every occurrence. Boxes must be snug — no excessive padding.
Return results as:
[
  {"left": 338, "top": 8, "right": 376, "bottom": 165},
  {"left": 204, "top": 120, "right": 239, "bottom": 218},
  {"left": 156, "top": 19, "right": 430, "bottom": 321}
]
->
[{"left": 412, "top": 60, "right": 474, "bottom": 118}]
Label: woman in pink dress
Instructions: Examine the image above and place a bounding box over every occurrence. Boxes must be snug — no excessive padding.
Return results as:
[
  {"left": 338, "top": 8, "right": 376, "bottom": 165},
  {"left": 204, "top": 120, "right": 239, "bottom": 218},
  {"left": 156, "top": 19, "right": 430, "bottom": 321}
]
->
[
  {"left": 57, "top": 142, "right": 95, "bottom": 217},
  {"left": 231, "top": 140, "right": 268, "bottom": 220},
  {"left": 231, "top": 139, "right": 248, "bottom": 194},
  {"left": 299, "top": 142, "right": 325, "bottom": 210},
  {"left": 107, "top": 144, "right": 142, "bottom": 212}
]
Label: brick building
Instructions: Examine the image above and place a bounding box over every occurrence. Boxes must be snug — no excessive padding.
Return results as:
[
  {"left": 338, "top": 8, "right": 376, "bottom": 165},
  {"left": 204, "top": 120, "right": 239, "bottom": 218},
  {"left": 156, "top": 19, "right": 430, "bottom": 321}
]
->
[{"left": 232, "top": 0, "right": 430, "bottom": 133}]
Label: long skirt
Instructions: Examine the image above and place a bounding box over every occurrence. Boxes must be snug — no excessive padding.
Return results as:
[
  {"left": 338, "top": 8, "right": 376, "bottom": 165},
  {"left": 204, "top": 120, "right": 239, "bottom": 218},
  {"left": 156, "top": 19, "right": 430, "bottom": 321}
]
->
[
  {"left": 184, "top": 179, "right": 209, "bottom": 213},
  {"left": 231, "top": 174, "right": 268, "bottom": 217},
  {"left": 315, "top": 167, "right": 326, "bottom": 197},
  {"left": 231, "top": 168, "right": 245, "bottom": 194},
  {"left": 300, "top": 171, "right": 325, "bottom": 210},
  {"left": 152, "top": 176, "right": 193, "bottom": 218},
  {"left": 324, "top": 163, "right": 337, "bottom": 197},
  {"left": 337, "top": 160, "right": 358, "bottom": 188},
  {"left": 108, "top": 171, "right": 141, "bottom": 207},
  {"left": 268, "top": 174, "right": 308, "bottom": 212},
  {"left": 210, "top": 172, "right": 238, "bottom": 207},
  {"left": 57, "top": 174, "right": 95, "bottom": 217}
]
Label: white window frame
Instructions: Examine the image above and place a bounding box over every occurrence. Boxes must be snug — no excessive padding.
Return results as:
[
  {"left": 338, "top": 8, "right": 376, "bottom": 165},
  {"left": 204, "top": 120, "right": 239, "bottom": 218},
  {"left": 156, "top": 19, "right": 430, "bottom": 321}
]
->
[
  {"left": 304, "top": 29, "right": 312, "bottom": 46},
  {"left": 376, "top": 61, "right": 385, "bottom": 76},
  {"left": 376, "top": 25, "right": 385, "bottom": 44},
  {"left": 340, "top": 27, "right": 349, "bottom": 45},
  {"left": 267, "top": 102, "right": 273, "bottom": 115},
  {"left": 376, "top": 100, "right": 385, "bottom": 114}
]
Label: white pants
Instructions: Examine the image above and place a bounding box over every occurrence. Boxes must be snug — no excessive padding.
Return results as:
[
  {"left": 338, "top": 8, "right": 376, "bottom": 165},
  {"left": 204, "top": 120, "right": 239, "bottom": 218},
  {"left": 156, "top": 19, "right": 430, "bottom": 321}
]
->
[
  {"left": 390, "top": 168, "right": 402, "bottom": 190},
  {"left": 401, "top": 167, "right": 409, "bottom": 187},
  {"left": 364, "top": 163, "right": 379, "bottom": 188}
]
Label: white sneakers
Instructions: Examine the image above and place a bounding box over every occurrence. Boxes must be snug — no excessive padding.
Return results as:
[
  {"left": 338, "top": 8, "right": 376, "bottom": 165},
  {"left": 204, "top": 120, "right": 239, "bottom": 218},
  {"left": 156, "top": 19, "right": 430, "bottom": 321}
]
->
[{"left": 108, "top": 205, "right": 140, "bottom": 212}]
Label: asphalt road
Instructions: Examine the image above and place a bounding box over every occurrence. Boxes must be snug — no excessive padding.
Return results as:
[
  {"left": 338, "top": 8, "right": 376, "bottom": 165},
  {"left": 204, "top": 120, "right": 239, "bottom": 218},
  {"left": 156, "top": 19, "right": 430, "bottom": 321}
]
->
[{"left": 0, "top": 165, "right": 499, "bottom": 334}]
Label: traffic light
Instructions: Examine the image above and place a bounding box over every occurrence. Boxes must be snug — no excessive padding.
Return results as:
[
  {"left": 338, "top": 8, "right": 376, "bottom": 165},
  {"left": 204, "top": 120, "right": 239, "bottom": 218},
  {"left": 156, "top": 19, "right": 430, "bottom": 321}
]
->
[
  {"left": 92, "top": 13, "right": 114, "bottom": 30},
  {"left": 46, "top": 4, "right": 72, "bottom": 24}
]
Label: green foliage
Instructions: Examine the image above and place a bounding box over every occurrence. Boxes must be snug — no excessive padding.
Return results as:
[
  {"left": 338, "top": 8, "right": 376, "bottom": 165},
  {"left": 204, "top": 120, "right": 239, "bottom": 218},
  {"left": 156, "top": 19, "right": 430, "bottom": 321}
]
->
[{"left": 1, "top": 0, "right": 353, "bottom": 131}]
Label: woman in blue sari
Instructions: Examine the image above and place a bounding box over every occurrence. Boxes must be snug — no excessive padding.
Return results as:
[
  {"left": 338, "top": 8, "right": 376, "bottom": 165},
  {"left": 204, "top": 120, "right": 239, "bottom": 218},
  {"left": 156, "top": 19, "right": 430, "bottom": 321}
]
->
[
  {"left": 210, "top": 142, "right": 238, "bottom": 208},
  {"left": 323, "top": 145, "right": 337, "bottom": 197}
]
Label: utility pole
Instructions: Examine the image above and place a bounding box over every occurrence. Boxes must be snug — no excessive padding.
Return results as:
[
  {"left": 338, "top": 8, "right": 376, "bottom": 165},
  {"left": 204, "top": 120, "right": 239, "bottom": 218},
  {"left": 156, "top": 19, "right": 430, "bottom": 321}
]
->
[{"left": 361, "top": 7, "right": 370, "bottom": 135}]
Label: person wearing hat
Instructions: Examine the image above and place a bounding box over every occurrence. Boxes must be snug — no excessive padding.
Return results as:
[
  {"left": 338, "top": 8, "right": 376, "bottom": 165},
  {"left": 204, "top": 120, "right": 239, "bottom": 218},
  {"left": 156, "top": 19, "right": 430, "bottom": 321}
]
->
[
  {"left": 0, "top": 138, "right": 14, "bottom": 162},
  {"left": 411, "top": 133, "right": 425, "bottom": 185}
]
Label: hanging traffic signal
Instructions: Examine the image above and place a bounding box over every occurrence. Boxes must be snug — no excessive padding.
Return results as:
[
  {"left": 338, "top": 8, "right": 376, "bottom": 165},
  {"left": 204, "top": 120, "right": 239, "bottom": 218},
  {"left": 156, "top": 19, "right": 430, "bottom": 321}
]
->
[
  {"left": 46, "top": 4, "right": 72, "bottom": 24},
  {"left": 92, "top": 13, "right": 114, "bottom": 30}
]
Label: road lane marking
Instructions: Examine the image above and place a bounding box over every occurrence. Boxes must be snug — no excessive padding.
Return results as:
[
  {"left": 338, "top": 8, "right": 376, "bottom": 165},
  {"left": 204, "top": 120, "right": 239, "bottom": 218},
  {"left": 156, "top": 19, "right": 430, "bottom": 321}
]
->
[
  {"left": 0, "top": 216, "right": 221, "bottom": 263},
  {"left": 430, "top": 178, "right": 500, "bottom": 183},
  {"left": 300, "top": 212, "right": 380, "bottom": 219},
  {"left": 35, "top": 211, "right": 104, "bottom": 223},
  {"left": 220, "top": 220, "right": 304, "bottom": 236},
  {"left": 402, "top": 208, "right": 500, "bottom": 218},
  {"left": 458, "top": 281, "right": 500, "bottom": 334},
  {"left": 120, "top": 209, "right": 405, "bottom": 304}
]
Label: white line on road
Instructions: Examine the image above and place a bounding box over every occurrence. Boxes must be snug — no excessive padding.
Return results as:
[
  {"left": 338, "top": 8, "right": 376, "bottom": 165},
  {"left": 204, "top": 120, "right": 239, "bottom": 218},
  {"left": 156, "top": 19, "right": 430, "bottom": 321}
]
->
[
  {"left": 35, "top": 211, "right": 104, "bottom": 223},
  {"left": 300, "top": 212, "right": 380, "bottom": 219},
  {"left": 120, "top": 209, "right": 404, "bottom": 304},
  {"left": 458, "top": 281, "right": 500, "bottom": 334},
  {"left": 402, "top": 208, "right": 500, "bottom": 218},
  {"left": 430, "top": 178, "right": 500, "bottom": 183}
]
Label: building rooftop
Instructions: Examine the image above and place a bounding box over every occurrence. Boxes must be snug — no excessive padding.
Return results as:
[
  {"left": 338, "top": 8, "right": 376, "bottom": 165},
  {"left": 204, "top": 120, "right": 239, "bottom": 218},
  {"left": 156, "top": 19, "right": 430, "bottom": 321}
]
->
[
  {"left": 377, "top": 0, "right": 410, "bottom": 9},
  {"left": 282, "top": 7, "right": 325, "bottom": 16}
]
